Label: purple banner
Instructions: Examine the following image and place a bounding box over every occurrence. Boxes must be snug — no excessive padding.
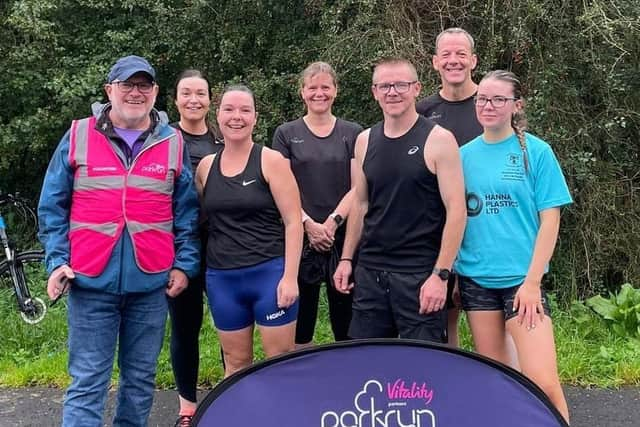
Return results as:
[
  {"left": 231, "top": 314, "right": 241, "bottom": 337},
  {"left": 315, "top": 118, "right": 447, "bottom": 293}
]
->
[{"left": 195, "top": 339, "right": 567, "bottom": 426}]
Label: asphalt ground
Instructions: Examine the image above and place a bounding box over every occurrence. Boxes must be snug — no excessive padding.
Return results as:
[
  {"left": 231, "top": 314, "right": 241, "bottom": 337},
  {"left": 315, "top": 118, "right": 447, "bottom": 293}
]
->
[{"left": 0, "top": 386, "right": 638, "bottom": 426}]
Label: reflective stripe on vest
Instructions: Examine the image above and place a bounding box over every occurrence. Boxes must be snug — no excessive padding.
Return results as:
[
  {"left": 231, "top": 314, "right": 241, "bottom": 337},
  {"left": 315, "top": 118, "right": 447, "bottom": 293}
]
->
[{"left": 68, "top": 116, "right": 182, "bottom": 276}]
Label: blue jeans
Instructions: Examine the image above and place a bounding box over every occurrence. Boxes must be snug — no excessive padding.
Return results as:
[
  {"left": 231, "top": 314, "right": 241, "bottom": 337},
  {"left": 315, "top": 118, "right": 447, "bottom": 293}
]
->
[{"left": 62, "top": 286, "right": 167, "bottom": 427}]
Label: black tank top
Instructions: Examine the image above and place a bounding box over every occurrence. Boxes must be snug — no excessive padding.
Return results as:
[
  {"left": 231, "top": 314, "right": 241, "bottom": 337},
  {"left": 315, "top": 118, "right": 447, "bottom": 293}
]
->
[
  {"left": 359, "top": 116, "right": 445, "bottom": 272},
  {"left": 203, "top": 144, "right": 284, "bottom": 269},
  {"left": 416, "top": 93, "right": 482, "bottom": 146}
]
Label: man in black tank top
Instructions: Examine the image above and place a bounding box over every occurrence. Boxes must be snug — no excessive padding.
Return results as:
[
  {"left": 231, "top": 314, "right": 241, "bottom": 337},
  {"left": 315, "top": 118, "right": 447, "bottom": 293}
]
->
[
  {"left": 333, "top": 58, "right": 466, "bottom": 342},
  {"left": 417, "top": 27, "right": 481, "bottom": 147},
  {"left": 416, "top": 27, "right": 482, "bottom": 348}
]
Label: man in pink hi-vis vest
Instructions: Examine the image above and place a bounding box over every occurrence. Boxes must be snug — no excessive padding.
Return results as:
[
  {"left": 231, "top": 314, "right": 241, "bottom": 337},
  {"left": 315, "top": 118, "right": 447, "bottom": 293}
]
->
[{"left": 38, "top": 56, "right": 200, "bottom": 427}]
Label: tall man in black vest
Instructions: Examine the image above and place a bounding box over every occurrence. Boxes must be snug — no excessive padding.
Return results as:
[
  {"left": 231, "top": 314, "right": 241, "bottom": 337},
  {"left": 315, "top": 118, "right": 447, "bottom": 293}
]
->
[
  {"left": 417, "top": 27, "right": 482, "bottom": 347},
  {"left": 333, "top": 58, "right": 466, "bottom": 342}
]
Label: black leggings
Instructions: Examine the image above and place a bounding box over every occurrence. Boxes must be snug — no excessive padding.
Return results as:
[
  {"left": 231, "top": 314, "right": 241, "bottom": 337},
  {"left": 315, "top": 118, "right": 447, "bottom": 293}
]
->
[
  {"left": 295, "top": 275, "right": 352, "bottom": 344},
  {"left": 167, "top": 273, "right": 204, "bottom": 403}
]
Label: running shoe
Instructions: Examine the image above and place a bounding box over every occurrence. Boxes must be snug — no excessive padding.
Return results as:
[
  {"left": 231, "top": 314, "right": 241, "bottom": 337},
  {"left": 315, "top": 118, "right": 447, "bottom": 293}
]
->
[{"left": 174, "top": 415, "right": 193, "bottom": 427}]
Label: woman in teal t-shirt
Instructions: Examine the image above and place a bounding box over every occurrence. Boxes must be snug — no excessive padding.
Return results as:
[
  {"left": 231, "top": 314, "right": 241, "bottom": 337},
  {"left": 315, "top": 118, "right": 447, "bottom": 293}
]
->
[{"left": 455, "top": 70, "right": 571, "bottom": 423}]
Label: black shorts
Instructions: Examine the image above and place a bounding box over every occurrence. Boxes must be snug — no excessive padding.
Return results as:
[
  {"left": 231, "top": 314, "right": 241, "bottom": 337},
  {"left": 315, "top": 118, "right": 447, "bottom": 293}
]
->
[
  {"left": 458, "top": 275, "right": 551, "bottom": 321},
  {"left": 349, "top": 265, "right": 447, "bottom": 343}
]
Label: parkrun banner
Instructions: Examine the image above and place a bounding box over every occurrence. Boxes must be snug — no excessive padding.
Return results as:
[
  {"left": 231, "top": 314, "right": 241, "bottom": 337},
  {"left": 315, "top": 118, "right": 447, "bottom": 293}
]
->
[{"left": 194, "top": 339, "right": 568, "bottom": 427}]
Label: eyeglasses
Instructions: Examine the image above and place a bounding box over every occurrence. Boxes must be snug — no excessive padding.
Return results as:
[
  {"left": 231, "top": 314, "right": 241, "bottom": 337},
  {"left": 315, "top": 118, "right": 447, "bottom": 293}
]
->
[
  {"left": 111, "top": 80, "right": 155, "bottom": 94},
  {"left": 474, "top": 95, "right": 518, "bottom": 108},
  {"left": 373, "top": 81, "right": 417, "bottom": 94}
]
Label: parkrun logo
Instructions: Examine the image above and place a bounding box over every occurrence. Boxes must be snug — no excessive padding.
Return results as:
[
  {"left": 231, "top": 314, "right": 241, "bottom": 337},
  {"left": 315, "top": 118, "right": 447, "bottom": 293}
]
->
[
  {"left": 141, "top": 163, "right": 166, "bottom": 175},
  {"left": 321, "top": 379, "right": 436, "bottom": 427}
]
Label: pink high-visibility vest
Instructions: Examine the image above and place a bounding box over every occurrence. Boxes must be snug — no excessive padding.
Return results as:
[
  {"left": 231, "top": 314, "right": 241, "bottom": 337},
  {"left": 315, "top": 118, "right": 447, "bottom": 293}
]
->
[{"left": 67, "top": 116, "right": 183, "bottom": 276}]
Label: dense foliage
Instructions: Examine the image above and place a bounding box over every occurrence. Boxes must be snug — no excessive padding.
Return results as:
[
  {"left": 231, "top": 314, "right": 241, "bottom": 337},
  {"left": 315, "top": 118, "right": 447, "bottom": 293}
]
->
[{"left": 1, "top": 0, "right": 638, "bottom": 302}]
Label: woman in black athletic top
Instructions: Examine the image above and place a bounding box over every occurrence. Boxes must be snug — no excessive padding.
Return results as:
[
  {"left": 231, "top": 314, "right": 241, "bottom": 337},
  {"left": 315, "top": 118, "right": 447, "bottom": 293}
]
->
[
  {"left": 169, "top": 69, "right": 223, "bottom": 427},
  {"left": 195, "top": 85, "right": 303, "bottom": 378},
  {"left": 273, "top": 62, "right": 362, "bottom": 347}
]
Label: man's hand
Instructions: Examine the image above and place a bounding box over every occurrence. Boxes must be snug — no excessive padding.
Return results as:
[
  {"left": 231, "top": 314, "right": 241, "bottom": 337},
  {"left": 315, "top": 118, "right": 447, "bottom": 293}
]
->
[
  {"left": 333, "top": 260, "right": 354, "bottom": 294},
  {"left": 166, "top": 269, "right": 189, "bottom": 297},
  {"left": 47, "top": 264, "right": 75, "bottom": 300},
  {"left": 419, "top": 274, "right": 447, "bottom": 314}
]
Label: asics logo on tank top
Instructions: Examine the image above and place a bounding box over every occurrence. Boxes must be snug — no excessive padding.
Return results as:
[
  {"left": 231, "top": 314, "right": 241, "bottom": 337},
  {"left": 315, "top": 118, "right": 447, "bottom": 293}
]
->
[
  {"left": 290, "top": 137, "right": 304, "bottom": 144},
  {"left": 242, "top": 179, "right": 257, "bottom": 186},
  {"left": 408, "top": 146, "right": 420, "bottom": 155}
]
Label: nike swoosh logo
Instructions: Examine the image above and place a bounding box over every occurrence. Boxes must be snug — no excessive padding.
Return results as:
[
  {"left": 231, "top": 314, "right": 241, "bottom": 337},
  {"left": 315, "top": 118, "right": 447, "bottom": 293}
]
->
[{"left": 242, "top": 179, "right": 256, "bottom": 186}]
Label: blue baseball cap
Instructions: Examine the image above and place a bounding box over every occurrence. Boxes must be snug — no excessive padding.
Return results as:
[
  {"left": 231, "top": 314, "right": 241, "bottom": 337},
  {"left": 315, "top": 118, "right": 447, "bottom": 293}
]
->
[{"left": 107, "top": 55, "right": 156, "bottom": 83}]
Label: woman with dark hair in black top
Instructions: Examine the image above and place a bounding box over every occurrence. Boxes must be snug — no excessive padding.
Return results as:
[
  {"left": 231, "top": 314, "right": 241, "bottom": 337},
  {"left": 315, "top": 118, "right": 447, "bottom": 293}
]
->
[
  {"left": 169, "top": 69, "right": 223, "bottom": 427},
  {"left": 273, "top": 62, "right": 362, "bottom": 347},
  {"left": 195, "top": 85, "right": 303, "bottom": 378}
]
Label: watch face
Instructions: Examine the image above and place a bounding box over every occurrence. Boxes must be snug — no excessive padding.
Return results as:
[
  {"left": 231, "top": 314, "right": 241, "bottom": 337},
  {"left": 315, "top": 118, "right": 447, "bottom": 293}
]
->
[
  {"left": 436, "top": 269, "right": 450, "bottom": 281},
  {"left": 333, "top": 214, "right": 344, "bottom": 226}
]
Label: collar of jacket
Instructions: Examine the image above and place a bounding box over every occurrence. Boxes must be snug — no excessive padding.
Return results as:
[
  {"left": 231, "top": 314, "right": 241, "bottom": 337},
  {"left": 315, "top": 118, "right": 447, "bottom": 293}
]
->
[{"left": 91, "top": 102, "right": 170, "bottom": 138}]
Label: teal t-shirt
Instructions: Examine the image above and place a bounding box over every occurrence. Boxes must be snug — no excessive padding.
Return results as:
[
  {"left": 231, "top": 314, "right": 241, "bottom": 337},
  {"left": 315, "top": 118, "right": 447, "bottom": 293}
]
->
[{"left": 455, "top": 132, "right": 573, "bottom": 288}]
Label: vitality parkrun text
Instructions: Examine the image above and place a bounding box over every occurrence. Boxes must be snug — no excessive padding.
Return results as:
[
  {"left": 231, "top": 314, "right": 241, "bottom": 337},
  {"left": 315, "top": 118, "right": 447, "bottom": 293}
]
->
[{"left": 321, "top": 380, "right": 436, "bottom": 427}]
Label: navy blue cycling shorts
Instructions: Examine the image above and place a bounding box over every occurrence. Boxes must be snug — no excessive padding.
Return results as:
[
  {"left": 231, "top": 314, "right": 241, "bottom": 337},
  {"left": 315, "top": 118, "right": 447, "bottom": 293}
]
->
[{"left": 206, "top": 257, "right": 299, "bottom": 331}]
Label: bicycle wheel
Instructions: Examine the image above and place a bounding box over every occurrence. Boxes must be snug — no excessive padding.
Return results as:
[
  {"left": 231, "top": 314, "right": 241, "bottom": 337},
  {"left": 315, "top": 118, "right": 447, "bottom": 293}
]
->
[{"left": 0, "top": 250, "right": 47, "bottom": 324}]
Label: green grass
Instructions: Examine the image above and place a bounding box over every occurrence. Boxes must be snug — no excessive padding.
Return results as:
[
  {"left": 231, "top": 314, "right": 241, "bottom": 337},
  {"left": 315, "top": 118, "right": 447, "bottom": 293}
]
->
[{"left": 1, "top": 270, "right": 639, "bottom": 388}]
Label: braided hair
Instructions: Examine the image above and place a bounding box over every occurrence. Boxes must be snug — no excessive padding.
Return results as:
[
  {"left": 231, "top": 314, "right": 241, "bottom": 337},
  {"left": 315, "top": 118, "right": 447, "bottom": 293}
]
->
[{"left": 481, "top": 70, "right": 528, "bottom": 173}]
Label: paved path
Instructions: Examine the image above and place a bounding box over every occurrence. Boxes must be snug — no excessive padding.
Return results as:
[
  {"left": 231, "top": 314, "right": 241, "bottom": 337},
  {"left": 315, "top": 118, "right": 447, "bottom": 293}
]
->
[{"left": 1, "top": 386, "right": 638, "bottom": 426}]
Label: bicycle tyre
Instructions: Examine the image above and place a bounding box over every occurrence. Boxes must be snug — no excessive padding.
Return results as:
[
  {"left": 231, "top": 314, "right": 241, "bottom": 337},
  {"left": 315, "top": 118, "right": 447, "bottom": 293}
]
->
[
  {"left": 0, "top": 250, "right": 45, "bottom": 276},
  {"left": 0, "top": 250, "right": 47, "bottom": 324}
]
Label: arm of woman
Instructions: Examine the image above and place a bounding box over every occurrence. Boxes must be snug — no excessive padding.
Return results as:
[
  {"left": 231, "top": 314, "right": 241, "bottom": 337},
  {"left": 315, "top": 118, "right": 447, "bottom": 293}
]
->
[
  {"left": 263, "top": 148, "right": 303, "bottom": 308},
  {"left": 320, "top": 125, "right": 362, "bottom": 241},
  {"left": 333, "top": 130, "right": 370, "bottom": 294},
  {"left": 322, "top": 187, "right": 355, "bottom": 240},
  {"left": 514, "top": 207, "right": 561, "bottom": 329},
  {"left": 272, "top": 127, "right": 332, "bottom": 252}
]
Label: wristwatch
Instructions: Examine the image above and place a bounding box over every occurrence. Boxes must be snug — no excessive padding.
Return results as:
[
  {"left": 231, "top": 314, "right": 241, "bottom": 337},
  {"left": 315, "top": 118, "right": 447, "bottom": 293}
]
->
[
  {"left": 329, "top": 212, "right": 344, "bottom": 227},
  {"left": 432, "top": 267, "right": 451, "bottom": 281}
]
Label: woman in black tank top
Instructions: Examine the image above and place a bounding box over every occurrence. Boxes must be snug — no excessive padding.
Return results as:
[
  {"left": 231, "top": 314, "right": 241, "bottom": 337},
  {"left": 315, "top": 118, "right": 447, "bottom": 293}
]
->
[
  {"left": 168, "top": 69, "right": 224, "bottom": 425},
  {"left": 272, "top": 62, "right": 362, "bottom": 347},
  {"left": 195, "top": 85, "right": 303, "bottom": 378}
]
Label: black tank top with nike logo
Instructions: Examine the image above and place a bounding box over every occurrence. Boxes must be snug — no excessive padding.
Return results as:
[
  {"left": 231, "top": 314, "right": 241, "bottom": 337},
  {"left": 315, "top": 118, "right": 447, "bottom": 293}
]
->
[{"left": 203, "top": 143, "right": 284, "bottom": 269}]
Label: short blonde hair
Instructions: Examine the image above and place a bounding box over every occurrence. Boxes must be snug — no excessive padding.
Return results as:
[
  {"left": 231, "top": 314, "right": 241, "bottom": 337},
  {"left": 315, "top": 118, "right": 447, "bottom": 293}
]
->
[
  {"left": 372, "top": 58, "right": 418, "bottom": 83},
  {"left": 299, "top": 61, "right": 338, "bottom": 89},
  {"left": 435, "top": 28, "right": 475, "bottom": 53}
]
